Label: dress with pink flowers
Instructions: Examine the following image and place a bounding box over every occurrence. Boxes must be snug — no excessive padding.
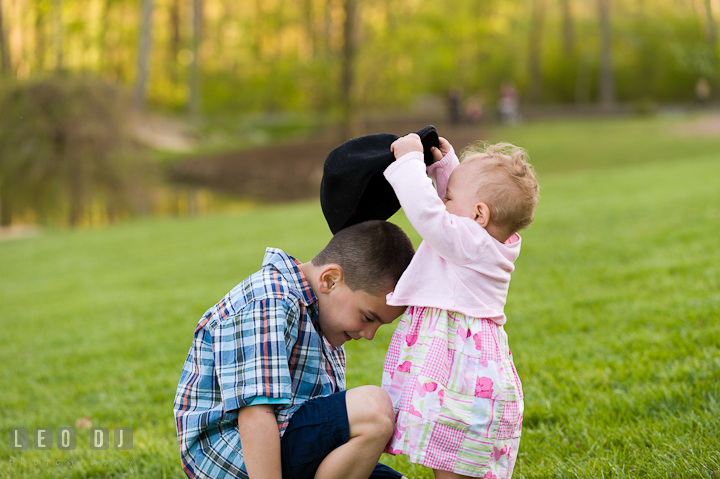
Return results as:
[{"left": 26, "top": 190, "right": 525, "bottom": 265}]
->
[
  {"left": 382, "top": 307, "right": 523, "bottom": 478},
  {"left": 380, "top": 148, "right": 525, "bottom": 478}
]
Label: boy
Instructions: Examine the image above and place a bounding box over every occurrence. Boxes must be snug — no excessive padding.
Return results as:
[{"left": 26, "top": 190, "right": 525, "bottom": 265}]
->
[{"left": 174, "top": 220, "right": 415, "bottom": 479}]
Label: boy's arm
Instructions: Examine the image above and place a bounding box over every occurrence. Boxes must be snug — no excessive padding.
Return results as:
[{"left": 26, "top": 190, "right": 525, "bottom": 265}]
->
[
  {"left": 238, "top": 404, "right": 282, "bottom": 479},
  {"left": 213, "top": 298, "right": 296, "bottom": 475}
]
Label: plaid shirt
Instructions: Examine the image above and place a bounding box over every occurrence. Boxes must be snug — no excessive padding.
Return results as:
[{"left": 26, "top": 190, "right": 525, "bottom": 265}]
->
[{"left": 174, "top": 248, "right": 346, "bottom": 479}]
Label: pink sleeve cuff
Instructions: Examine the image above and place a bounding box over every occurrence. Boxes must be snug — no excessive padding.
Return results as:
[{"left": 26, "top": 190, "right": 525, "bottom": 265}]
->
[{"left": 426, "top": 147, "right": 456, "bottom": 174}]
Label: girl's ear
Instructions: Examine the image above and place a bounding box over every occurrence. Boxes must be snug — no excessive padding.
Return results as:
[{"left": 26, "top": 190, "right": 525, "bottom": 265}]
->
[
  {"left": 317, "top": 264, "right": 344, "bottom": 293},
  {"left": 474, "top": 203, "right": 491, "bottom": 228}
]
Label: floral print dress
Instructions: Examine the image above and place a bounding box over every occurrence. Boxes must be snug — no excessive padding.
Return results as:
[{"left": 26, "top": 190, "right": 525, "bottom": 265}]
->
[{"left": 382, "top": 306, "right": 523, "bottom": 479}]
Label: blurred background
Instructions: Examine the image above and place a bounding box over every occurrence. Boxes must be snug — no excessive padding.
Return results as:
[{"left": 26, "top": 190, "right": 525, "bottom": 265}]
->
[
  {"left": 1, "top": 0, "right": 720, "bottom": 231},
  {"left": 2, "top": 2, "right": 720, "bottom": 478}
]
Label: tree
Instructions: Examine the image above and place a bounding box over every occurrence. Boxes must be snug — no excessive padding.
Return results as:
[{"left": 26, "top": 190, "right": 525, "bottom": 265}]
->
[
  {"left": 34, "top": 0, "right": 47, "bottom": 72},
  {"left": 0, "top": 0, "right": 11, "bottom": 75},
  {"left": 0, "top": 77, "right": 153, "bottom": 227},
  {"left": 52, "top": 0, "right": 63, "bottom": 71},
  {"left": 302, "top": 0, "right": 316, "bottom": 58},
  {"left": 527, "top": 0, "right": 546, "bottom": 103},
  {"left": 0, "top": 179, "right": 10, "bottom": 225},
  {"left": 340, "top": 0, "right": 362, "bottom": 139},
  {"left": 703, "top": 0, "right": 717, "bottom": 49},
  {"left": 133, "top": 0, "right": 154, "bottom": 109},
  {"left": 188, "top": 0, "right": 203, "bottom": 114},
  {"left": 169, "top": 0, "right": 181, "bottom": 84},
  {"left": 560, "top": 0, "right": 575, "bottom": 56},
  {"left": 703, "top": 0, "right": 718, "bottom": 99},
  {"left": 598, "top": 0, "right": 615, "bottom": 109}
]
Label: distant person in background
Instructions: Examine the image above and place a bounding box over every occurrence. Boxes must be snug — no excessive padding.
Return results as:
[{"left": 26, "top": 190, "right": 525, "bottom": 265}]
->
[
  {"left": 448, "top": 88, "right": 463, "bottom": 124},
  {"left": 696, "top": 77, "right": 711, "bottom": 106},
  {"left": 498, "top": 82, "right": 519, "bottom": 125},
  {"left": 465, "top": 96, "right": 484, "bottom": 124}
]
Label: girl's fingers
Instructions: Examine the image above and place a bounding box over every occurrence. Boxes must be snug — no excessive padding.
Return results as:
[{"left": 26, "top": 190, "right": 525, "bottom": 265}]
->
[{"left": 431, "top": 146, "right": 443, "bottom": 162}]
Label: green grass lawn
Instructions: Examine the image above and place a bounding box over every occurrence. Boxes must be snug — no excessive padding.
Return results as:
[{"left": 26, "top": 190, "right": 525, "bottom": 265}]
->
[{"left": 1, "top": 114, "right": 719, "bottom": 478}]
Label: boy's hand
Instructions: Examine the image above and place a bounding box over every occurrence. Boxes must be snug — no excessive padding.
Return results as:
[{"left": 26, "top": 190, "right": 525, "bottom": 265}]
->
[
  {"left": 431, "top": 137, "right": 453, "bottom": 163},
  {"left": 391, "top": 133, "right": 423, "bottom": 160}
]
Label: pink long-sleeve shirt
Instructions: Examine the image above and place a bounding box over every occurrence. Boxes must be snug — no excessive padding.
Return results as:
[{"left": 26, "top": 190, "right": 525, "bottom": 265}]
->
[{"left": 383, "top": 148, "right": 521, "bottom": 325}]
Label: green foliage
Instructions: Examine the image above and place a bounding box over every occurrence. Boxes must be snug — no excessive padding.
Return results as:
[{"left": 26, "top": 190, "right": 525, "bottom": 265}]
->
[
  {"left": 0, "top": 75, "right": 155, "bottom": 226},
  {"left": 2, "top": 0, "right": 719, "bottom": 114},
  {"left": 1, "top": 116, "right": 719, "bottom": 478}
]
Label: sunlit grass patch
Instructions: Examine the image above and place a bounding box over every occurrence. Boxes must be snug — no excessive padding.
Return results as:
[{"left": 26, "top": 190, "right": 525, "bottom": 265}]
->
[{"left": 486, "top": 113, "right": 720, "bottom": 174}]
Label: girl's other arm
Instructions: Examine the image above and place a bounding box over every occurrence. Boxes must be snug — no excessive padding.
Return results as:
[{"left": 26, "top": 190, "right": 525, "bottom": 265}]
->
[{"left": 426, "top": 137, "right": 459, "bottom": 199}]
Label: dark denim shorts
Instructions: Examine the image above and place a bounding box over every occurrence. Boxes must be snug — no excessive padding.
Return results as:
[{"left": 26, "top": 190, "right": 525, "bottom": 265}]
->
[{"left": 280, "top": 390, "right": 404, "bottom": 479}]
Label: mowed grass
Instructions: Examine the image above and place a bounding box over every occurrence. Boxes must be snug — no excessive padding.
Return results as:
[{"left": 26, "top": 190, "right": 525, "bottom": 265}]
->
[{"left": 1, "top": 114, "right": 719, "bottom": 478}]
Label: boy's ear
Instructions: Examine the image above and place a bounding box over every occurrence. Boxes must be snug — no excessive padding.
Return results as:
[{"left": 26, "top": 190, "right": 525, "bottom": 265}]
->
[
  {"left": 474, "top": 202, "right": 491, "bottom": 227},
  {"left": 317, "top": 264, "right": 344, "bottom": 293}
]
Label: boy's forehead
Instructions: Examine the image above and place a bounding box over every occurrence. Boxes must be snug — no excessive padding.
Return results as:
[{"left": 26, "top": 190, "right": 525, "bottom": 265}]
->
[{"left": 349, "top": 288, "right": 397, "bottom": 322}]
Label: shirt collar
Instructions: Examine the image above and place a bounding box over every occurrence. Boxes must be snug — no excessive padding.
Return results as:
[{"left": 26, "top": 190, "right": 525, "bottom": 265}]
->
[{"left": 262, "top": 247, "right": 317, "bottom": 307}]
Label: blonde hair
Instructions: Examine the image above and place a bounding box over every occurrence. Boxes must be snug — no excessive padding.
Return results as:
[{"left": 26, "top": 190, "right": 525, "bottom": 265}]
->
[{"left": 460, "top": 142, "right": 539, "bottom": 235}]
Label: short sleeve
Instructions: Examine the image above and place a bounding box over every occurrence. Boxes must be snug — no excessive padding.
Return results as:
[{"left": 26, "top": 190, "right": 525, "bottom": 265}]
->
[
  {"left": 212, "top": 298, "right": 295, "bottom": 413},
  {"left": 246, "top": 396, "right": 292, "bottom": 406}
]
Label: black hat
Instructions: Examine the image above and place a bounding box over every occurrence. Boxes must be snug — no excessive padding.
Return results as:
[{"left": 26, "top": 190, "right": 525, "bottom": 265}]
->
[{"left": 321, "top": 125, "right": 440, "bottom": 234}]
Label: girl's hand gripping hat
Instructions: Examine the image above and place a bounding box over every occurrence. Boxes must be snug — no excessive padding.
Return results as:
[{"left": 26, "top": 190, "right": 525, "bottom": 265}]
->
[{"left": 320, "top": 125, "right": 440, "bottom": 234}]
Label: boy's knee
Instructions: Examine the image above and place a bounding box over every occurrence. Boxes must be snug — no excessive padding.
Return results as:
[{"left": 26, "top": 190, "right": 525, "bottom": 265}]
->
[
  {"left": 365, "top": 385, "right": 395, "bottom": 423},
  {"left": 346, "top": 386, "right": 395, "bottom": 439}
]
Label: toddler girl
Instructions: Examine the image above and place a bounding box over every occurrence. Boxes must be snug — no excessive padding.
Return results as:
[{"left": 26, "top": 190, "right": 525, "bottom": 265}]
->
[{"left": 381, "top": 133, "right": 539, "bottom": 479}]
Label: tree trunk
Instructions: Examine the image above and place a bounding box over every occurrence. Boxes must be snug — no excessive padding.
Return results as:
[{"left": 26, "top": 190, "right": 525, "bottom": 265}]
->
[
  {"left": 133, "top": 0, "right": 154, "bottom": 110},
  {"left": 323, "top": 0, "right": 332, "bottom": 53},
  {"left": 527, "top": 0, "right": 546, "bottom": 103},
  {"left": 598, "top": 0, "right": 615, "bottom": 109},
  {"left": 188, "top": 0, "right": 202, "bottom": 115},
  {"left": 340, "top": 0, "right": 362, "bottom": 140},
  {"left": 703, "top": 0, "right": 718, "bottom": 99},
  {"left": 560, "top": 0, "right": 575, "bottom": 56},
  {"left": 218, "top": 0, "right": 234, "bottom": 70},
  {"left": 252, "top": 0, "right": 263, "bottom": 60},
  {"left": 34, "top": 0, "right": 46, "bottom": 72},
  {"left": 0, "top": 177, "right": 11, "bottom": 226},
  {"left": 704, "top": 0, "right": 717, "bottom": 48},
  {"left": 68, "top": 159, "right": 84, "bottom": 227},
  {"left": 98, "top": 0, "right": 111, "bottom": 72},
  {"left": 303, "top": 0, "right": 315, "bottom": 58},
  {"left": 634, "top": 0, "right": 654, "bottom": 99},
  {"left": 0, "top": 0, "right": 9, "bottom": 75},
  {"left": 169, "top": 0, "right": 181, "bottom": 84},
  {"left": 575, "top": 50, "right": 593, "bottom": 104},
  {"left": 53, "top": 0, "right": 63, "bottom": 71}
]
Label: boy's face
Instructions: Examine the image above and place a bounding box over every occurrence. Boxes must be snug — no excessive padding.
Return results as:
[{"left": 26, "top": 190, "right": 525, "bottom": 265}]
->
[{"left": 317, "top": 282, "right": 406, "bottom": 347}]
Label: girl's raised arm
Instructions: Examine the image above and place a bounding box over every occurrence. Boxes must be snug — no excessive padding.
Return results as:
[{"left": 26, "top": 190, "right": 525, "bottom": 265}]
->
[{"left": 384, "top": 149, "right": 487, "bottom": 265}]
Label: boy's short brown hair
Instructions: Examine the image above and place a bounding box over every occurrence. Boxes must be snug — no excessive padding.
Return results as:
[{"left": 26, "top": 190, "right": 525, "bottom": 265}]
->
[
  {"left": 312, "top": 220, "right": 415, "bottom": 296},
  {"left": 461, "top": 142, "right": 539, "bottom": 236}
]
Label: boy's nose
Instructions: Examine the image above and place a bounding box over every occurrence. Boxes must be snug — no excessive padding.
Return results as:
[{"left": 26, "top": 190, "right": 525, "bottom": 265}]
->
[{"left": 361, "top": 324, "right": 380, "bottom": 341}]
